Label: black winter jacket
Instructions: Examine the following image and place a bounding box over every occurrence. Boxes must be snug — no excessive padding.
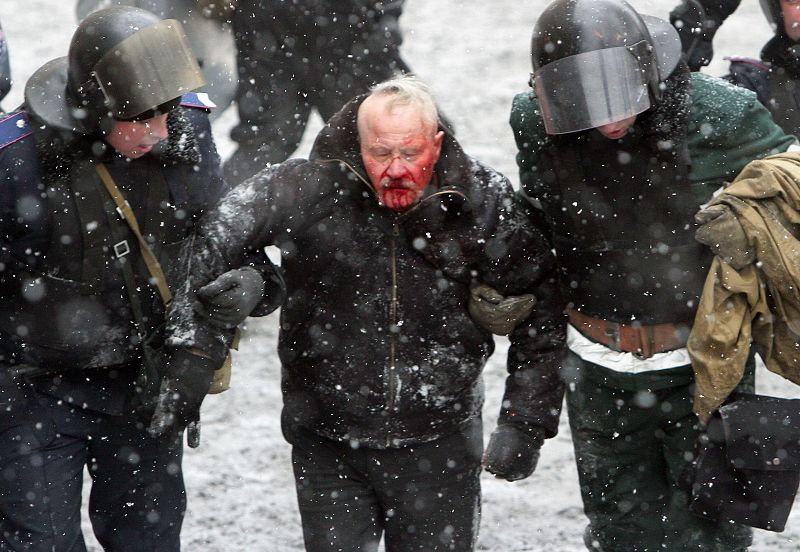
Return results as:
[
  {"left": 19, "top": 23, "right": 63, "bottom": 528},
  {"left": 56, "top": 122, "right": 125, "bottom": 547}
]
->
[{"left": 169, "top": 96, "right": 566, "bottom": 448}]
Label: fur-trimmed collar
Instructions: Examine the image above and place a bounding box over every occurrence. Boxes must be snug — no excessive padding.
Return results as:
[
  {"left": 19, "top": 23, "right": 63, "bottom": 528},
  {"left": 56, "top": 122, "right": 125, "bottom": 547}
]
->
[
  {"left": 635, "top": 61, "right": 693, "bottom": 163},
  {"left": 34, "top": 107, "right": 202, "bottom": 185}
]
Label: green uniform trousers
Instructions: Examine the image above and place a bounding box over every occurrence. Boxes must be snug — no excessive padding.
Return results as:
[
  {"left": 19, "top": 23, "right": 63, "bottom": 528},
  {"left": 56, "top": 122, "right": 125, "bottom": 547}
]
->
[{"left": 563, "top": 351, "right": 754, "bottom": 552}]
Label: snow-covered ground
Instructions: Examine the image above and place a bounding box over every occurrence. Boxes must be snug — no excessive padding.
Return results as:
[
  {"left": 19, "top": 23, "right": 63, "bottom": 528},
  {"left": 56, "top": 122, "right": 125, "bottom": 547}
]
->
[{"left": 1, "top": 1, "right": 799, "bottom": 550}]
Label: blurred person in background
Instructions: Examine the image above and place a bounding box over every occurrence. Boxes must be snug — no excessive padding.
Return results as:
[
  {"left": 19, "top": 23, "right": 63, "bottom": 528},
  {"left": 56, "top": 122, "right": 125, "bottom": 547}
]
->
[
  {"left": 0, "top": 18, "right": 10, "bottom": 112},
  {"left": 669, "top": 0, "right": 742, "bottom": 70},
  {"left": 223, "top": 0, "right": 415, "bottom": 185},
  {"left": 727, "top": 0, "right": 800, "bottom": 136}
]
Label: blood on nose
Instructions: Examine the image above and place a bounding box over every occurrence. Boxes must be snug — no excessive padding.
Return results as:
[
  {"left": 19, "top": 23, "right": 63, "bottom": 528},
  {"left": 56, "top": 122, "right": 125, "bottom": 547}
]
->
[{"left": 386, "top": 156, "right": 406, "bottom": 178}]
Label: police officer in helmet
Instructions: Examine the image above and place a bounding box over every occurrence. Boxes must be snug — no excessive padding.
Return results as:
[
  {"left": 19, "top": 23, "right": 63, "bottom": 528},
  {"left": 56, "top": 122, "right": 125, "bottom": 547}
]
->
[
  {"left": 504, "top": 0, "right": 794, "bottom": 550},
  {"left": 0, "top": 6, "right": 276, "bottom": 551}
]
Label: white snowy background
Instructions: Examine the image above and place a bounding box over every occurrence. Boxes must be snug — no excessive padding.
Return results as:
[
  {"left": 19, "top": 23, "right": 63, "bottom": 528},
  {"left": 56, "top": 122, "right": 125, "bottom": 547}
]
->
[{"left": 2, "top": 0, "right": 799, "bottom": 550}]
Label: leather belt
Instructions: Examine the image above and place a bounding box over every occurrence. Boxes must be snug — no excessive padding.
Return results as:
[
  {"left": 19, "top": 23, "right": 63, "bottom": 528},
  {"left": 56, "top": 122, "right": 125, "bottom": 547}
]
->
[{"left": 567, "top": 308, "right": 688, "bottom": 359}]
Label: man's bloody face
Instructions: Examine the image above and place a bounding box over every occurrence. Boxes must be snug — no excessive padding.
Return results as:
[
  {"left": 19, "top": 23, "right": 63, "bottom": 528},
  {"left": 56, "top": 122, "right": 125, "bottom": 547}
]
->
[
  {"left": 105, "top": 113, "right": 170, "bottom": 159},
  {"left": 358, "top": 99, "right": 444, "bottom": 212}
]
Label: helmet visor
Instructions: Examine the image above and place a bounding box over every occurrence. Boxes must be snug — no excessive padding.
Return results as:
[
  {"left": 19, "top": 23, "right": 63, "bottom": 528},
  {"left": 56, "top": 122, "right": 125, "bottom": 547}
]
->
[
  {"left": 93, "top": 19, "right": 205, "bottom": 120},
  {"left": 533, "top": 45, "right": 652, "bottom": 135}
]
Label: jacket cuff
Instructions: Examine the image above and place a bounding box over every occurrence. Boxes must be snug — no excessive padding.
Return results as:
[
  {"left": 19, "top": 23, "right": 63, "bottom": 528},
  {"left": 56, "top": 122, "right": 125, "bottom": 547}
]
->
[
  {"left": 495, "top": 422, "right": 546, "bottom": 447},
  {"left": 499, "top": 353, "right": 565, "bottom": 439},
  {"left": 247, "top": 263, "right": 286, "bottom": 317}
]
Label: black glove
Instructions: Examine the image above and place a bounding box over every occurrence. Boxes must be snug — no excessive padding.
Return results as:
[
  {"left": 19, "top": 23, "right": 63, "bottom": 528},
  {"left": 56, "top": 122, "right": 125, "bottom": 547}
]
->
[
  {"left": 147, "top": 349, "right": 217, "bottom": 444},
  {"left": 195, "top": 266, "right": 265, "bottom": 328},
  {"left": 670, "top": 0, "right": 719, "bottom": 70},
  {"left": 482, "top": 424, "right": 544, "bottom": 482}
]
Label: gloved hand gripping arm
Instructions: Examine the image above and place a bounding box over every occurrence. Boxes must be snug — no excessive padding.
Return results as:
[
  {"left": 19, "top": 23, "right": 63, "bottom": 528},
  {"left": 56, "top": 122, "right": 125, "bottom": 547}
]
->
[
  {"left": 194, "top": 266, "right": 267, "bottom": 328},
  {"left": 469, "top": 284, "right": 537, "bottom": 336}
]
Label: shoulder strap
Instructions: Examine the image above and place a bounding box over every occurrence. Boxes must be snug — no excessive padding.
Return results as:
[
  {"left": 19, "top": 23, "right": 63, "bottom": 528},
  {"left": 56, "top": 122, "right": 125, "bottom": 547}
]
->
[
  {"left": 96, "top": 180, "right": 164, "bottom": 410},
  {"left": 95, "top": 163, "right": 173, "bottom": 306}
]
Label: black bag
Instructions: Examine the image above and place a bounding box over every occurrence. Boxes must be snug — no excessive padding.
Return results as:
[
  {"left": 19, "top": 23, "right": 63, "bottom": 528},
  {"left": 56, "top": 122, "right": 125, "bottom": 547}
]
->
[{"left": 687, "top": 394, "right": 800, "bottom": 532}]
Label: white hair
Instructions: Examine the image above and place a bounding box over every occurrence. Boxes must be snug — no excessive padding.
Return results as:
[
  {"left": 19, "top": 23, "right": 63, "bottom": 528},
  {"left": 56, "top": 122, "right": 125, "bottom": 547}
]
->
[{"left": 368, "top": 74, "right": 440, "bottom": 130}]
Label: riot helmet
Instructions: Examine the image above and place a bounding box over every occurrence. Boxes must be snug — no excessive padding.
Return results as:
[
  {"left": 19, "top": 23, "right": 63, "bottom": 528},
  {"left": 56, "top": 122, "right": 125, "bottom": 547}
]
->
[
  {"left": 25, "top": 6, "right": 205, "bottom": 133},
  {"left": 531, "top": 0, "right": 682, "bottom": 135}
]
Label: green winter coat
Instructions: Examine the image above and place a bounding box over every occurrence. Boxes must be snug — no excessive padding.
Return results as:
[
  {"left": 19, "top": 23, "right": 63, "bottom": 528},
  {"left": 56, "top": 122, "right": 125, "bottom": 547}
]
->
[{"left": 509, "top": 72, "right": 794, "bottom": 392}]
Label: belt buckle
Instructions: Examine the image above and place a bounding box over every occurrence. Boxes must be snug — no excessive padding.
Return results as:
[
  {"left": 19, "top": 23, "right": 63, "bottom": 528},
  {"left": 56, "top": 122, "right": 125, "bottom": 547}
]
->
[
  {"left": 603, "top": 321, "right": 621, "bottom": 351},
  {"left": 632, "top": 322, "right": 655, "bottom": 360},
  {"left": 113, "top": 240, "right": 130, "bottom": 258}
]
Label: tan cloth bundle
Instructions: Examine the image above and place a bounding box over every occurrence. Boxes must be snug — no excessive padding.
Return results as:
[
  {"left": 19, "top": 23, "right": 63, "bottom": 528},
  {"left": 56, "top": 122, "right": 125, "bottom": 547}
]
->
[{"left": 689, "top": 153, "right": 800, "bottom": 422}]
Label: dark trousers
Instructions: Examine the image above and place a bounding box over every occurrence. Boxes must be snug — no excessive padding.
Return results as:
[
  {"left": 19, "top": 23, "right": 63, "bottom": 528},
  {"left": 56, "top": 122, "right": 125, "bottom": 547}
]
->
[
  {"left": 288, "top": 421, "right": 483, "bottom": 552},
  {"left": 0, "top": 385, "right": 185, "bottom": 552},
  {"left": 564, "top": 352, "right": 753, "bottom": 552}
]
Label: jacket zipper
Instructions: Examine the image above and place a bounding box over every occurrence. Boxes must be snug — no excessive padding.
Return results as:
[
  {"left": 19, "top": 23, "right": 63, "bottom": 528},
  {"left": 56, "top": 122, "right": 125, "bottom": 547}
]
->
[
  {"left": 386, "top": 219, "right": 400, "bottom": 447},
  {"left": 323, "top": 158, "right": 470, "bottom": 447}
]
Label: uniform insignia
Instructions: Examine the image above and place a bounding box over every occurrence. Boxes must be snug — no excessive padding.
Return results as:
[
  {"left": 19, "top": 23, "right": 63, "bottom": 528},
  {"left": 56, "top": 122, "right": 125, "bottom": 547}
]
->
[
  {"left": 180, "top": 92, "right": 217, "bottom": 110},
  {"left": 0, "top": 112, "right": 33, "bottom": 150}
]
